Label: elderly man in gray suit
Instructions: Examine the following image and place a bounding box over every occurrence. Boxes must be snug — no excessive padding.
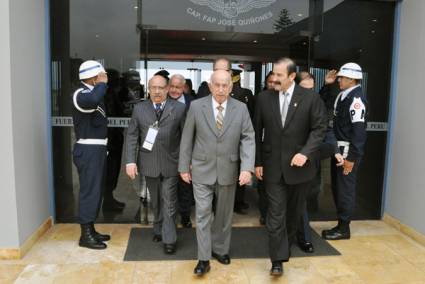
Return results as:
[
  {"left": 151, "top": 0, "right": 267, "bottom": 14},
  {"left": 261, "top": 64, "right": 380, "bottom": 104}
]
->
[
  {"left": 179, "top": 70, "right": 255, "bottom": 275},
  {"left": 126, "top": 75, "right": 186, "bottom": 254}
]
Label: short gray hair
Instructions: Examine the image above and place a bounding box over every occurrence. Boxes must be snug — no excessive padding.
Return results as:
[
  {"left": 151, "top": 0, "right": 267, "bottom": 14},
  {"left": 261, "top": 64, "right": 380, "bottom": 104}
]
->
[{"left": 170, "top": 74, "right": 186, "bottom": 85}]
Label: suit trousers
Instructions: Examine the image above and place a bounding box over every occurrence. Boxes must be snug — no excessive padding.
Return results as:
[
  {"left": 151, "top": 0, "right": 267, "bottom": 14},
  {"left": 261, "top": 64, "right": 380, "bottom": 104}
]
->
[
  {"left": 145, "top": 176, "right": 178, "bottom": 244},
  {"left": 265, "top": 177, "right": 310, "bottom": 262},
  {"left": 73, "top": 144, "right": 107, "bottom": 224},
  {"left": 177, "top": 177, "right": 193, "bottom": 218},
  {"left": 297, "top": 205, "right": 312, "bottom": 243},
  {"left": 193, "top": 182, "right": 236, "bottom": 261},
  {"left": 257, "top": 180, "right": 268, "bottom": 219}
]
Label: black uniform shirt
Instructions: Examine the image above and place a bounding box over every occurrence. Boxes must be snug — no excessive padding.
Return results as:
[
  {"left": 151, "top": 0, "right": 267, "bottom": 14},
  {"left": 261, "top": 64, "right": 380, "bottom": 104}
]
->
[
  {"left": 333, "top": 85, "right": 367, "bottom": 162},
  {"left": 72, "top": 82, "right": 108, "bottom": 140}
]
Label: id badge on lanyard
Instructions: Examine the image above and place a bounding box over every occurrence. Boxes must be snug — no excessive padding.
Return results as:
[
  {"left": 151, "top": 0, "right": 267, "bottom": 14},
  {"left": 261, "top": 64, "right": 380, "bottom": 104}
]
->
[{"left": 142, "top": 121, "right": 159, "bottom": 151}]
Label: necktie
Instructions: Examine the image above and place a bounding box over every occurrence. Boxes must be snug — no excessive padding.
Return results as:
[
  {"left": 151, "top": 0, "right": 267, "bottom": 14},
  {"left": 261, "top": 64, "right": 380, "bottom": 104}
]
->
[
  {"left": 281, "top": 92, "right": 289, "bottom": 127},
  {"left": 155, "top": 103, "right": 162, "bottom": 117},
  {"left": 216, "top": 105, "right": 224, "bottom": 130}
]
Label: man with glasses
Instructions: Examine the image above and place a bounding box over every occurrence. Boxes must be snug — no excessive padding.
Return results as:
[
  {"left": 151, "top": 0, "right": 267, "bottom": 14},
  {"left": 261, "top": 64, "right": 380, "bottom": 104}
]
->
[{"left": 126, "top": 75, "right": 186, "bottom": 254}]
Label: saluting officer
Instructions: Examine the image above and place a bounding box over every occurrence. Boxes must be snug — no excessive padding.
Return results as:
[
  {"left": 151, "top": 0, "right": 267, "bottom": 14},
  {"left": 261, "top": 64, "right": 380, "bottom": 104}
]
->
[
  {"left": 72, "top": 60, "right": 110, "bottom": 249},
  {"left": 322, "top": 62, "right": 367, "bottom": 240}
]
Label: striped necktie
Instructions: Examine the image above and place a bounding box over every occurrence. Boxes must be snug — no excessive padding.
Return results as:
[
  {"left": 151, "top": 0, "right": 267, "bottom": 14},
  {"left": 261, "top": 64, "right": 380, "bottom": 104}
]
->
[{"left": 216, "top": 105, "right": 224, "bottom": 130}]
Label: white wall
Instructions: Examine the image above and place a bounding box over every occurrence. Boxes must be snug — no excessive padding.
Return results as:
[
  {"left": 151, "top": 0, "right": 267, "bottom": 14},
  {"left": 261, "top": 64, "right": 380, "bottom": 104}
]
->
[
  {"left": 10, "top": 0, "right": 51, "bottom": 244},
  {"left": 386, "top": 0, "right": 425, "bottom": 234},
  {"left": 0, "top": 0, "right": 51, "bottom": 248},
  {"left": 0, "top": 0, "right": 19, "bottom": 248}
]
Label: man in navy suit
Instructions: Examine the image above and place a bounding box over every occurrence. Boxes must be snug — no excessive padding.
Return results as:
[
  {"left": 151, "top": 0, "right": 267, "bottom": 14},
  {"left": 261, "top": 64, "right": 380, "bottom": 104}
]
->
[{"left": 168, "top": 74, "right": 195, "bottom": 228}]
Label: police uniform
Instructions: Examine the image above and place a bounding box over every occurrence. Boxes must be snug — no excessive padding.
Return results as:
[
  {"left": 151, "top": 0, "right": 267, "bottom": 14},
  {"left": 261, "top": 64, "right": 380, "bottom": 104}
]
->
[
  {"left": 72, "top": 82, "right": 108, "bottom": 224},
  {"left": 72, "top": 60, "right": 110, "bottom": 249},
  {"left": 326, "top": 83, "right": 367, "bottom": 237}
]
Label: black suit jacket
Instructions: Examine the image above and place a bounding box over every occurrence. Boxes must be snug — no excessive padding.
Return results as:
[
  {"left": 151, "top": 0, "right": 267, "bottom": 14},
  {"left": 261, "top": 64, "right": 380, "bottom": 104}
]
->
[{"left": 254, "top": 85, "right": 327, "bottom": 184}]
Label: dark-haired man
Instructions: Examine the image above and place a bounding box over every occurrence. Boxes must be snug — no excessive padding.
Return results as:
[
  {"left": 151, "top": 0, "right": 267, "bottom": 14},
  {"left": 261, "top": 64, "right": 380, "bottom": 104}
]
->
[{"left": 254, "top": 57, "right": 327, "bottom": 276}]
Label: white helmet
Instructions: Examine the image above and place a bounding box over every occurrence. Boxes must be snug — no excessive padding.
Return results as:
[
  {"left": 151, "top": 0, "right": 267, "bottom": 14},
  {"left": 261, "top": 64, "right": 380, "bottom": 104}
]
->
[
  {"left": 79, "top": 60, "right": 106, "bottom": 80},
  {"left": 337, "top": 62, "right": 363, "bottom": 80}
]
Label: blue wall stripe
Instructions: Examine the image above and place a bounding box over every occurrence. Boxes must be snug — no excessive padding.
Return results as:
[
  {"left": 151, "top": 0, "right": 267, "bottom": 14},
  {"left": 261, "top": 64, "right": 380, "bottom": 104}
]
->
[
  {"left": 45, "top": 0, "right": 55, "bottom": 220},
  {"left": 381, "top": 0, "right": 402, "bottom": 217}
]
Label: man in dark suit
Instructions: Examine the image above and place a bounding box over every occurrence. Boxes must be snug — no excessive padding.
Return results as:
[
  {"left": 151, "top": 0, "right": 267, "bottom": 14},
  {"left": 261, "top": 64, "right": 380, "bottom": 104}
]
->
[
  {"left": 168, "top": 74, "right": 195, "bottom": 228},
  {"left": 179, "top": 70, "right": 255, "bottom": 276},
  {"left": 126, "top": 75, "right": 186, "bottom": 254},
  {"left": 254, "top": 58, "right": 327, "bottom": 276}
]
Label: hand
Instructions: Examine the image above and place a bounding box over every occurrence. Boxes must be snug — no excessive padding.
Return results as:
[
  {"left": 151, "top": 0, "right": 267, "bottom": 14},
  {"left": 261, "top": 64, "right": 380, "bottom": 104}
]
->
[
  {"left": 96, "top": 72, "right": 108, "bottom": 84},
  {"left": 290, "top": 153, "right": 308, "bottom": 167},
  {"left": 126, "top": 164, "right": 138, "bottom": 180},
  {"left": 343, "top": 160, "right": 354, "bottom": 175},
  {"left": 255, "top": 167, "right": 263, "bottom": 181},
  {"left": 180, "top": 172, "right": 192, "bottom": 184},
  {"left": 239, "top": 171, "right": 252, "bottom": 186},
  {"left": 325, "top": 70, "right": 338, "bottom": 85},
  {"left": 335, "top": 153, "right": 344, "bottom": 166}
]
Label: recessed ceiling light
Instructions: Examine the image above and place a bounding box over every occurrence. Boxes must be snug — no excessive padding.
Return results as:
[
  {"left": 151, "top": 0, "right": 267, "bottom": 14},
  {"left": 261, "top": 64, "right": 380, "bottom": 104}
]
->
[
  {"left": 372, "top": 19, "right": 378, "bottom": 22},
  {"left": 298, "top": 13, "right": 303, "bottom": 17},
  {"left": 201, "top": 37, "right": 206, "bottom": 41},
  {"left": 371, "top": 30, "right": 376, "bottom": 34},
  {"left": 253, "top": 40, "right": 258, "bottom": 43}
]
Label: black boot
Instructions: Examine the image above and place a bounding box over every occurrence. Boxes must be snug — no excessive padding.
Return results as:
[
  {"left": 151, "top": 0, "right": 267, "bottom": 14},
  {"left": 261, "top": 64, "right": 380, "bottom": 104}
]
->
[
  {"left": 90, "top": 223, "right": 111, "bottom": 242},
  {"left": 79, "top": 224, "right": 107, "bottom": 249}
]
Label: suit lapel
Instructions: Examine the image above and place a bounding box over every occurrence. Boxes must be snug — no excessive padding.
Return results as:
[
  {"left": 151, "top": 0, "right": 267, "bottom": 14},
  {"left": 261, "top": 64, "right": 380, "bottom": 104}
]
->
[
  {"left": 219, "top": 97, "right": 236, "bottom": 137},
  {"left": 283, "top": 85, "right": 304, "bottom": 130},
  {"left": 202, "top": 96, "right": 219, "bottom": 136},
  {"left": 270, "top": 91, "right": 283, "bottom": 129}
]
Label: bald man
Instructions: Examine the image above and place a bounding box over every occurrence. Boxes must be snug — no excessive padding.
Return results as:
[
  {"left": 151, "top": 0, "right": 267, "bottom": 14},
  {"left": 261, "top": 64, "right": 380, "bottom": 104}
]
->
[
  {"left": 179, "top": 70, "right": 255, "bottom": 275},
  {"left": 126, "top": 75, "right": 186, "bottom": 255}
]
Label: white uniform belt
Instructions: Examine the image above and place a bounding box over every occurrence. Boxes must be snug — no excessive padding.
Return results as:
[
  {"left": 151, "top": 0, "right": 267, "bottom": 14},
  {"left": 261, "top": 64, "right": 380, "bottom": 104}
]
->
[
  {"left": 337, "top": 141, "right": 350, "bottom": 147},
  {"left": 77, "top": 138, "right": 108, "bottom": 145},
  {"left": 337, "top": 141, "right": 350, "bottom": 159}
]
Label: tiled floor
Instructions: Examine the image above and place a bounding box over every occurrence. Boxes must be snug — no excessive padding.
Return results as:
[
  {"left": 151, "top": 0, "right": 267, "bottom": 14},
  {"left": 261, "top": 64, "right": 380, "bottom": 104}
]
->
[{"left": 2, "top": 220, "right": 425, "bottom": 284}]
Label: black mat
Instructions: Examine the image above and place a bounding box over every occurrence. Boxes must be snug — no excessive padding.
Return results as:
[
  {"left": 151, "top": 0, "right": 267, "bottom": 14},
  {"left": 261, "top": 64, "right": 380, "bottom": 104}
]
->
[{"left": 123, "top": 227, "right": 340, "bottom": 261}]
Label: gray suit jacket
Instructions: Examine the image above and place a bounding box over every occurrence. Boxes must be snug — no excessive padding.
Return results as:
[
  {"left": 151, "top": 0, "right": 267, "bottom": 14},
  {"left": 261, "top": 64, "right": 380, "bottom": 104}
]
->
[
  {"left": 178, "top": 95, "right": 255, "bottom": 185},
  {"left": 126, "top": 98, "right": 186, "bottom": 177}
]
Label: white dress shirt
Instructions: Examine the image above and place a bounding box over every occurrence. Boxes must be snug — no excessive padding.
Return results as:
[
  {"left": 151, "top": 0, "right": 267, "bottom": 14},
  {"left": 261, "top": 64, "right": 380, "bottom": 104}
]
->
[
  {"left": 279, "top": 82, "right": 295, "bottom": 114},
  {"left": 212, "top": 97, "right": 227, "bottom": 118}
]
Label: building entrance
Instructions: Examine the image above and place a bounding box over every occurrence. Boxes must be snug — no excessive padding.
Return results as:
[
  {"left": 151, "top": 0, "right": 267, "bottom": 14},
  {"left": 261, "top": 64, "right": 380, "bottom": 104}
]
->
[{"left": 50, "top": 0, "right": 395, "bottom": 223}]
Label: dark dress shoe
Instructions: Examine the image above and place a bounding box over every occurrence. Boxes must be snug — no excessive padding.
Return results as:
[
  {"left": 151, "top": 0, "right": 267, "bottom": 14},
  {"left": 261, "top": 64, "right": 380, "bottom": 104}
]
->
[
  {"left": 164, "top": 243, "right": 176, "bottom": 254},
  {"left": 259, "top": 216, "right": 266, "bottom": 225},
  {"left": 212, "top": 252, "right": 231, "bottom": 265},
  {"left": 79, "top": 224, "right": 107, "bottom": 250},
  {"left": 322, "top": 226, "right": 350, "bottom": 240},
  {"left": 194, "top": 260, "right": 210, "bottom": 275},
  {"left": 152, "top": 234, "right": 162, "bottom": 242},
  {"left": 298, "top": 241, "right": 314, "bottom": 253},
  {"left": 270, "top": 261, "right": 283, "bottom": 276},
  {"left": 181, "top": 216, "right": 192, "bottom": 228}
]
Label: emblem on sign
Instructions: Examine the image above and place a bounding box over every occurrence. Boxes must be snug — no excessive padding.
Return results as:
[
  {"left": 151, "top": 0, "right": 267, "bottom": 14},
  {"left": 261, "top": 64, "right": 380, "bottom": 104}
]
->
[{"left": 189, "top": 0, "right": 276, "bottom": 19}]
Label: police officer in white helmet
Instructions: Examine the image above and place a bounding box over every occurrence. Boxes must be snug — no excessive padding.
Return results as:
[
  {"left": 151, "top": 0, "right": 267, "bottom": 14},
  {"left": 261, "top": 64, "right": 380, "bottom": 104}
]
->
[
  {"left": 72, "top": 60, "right": 110, "bottom": 249},
  {"left": 322, "top": 62, "right": 367, "bottom": 240}
]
